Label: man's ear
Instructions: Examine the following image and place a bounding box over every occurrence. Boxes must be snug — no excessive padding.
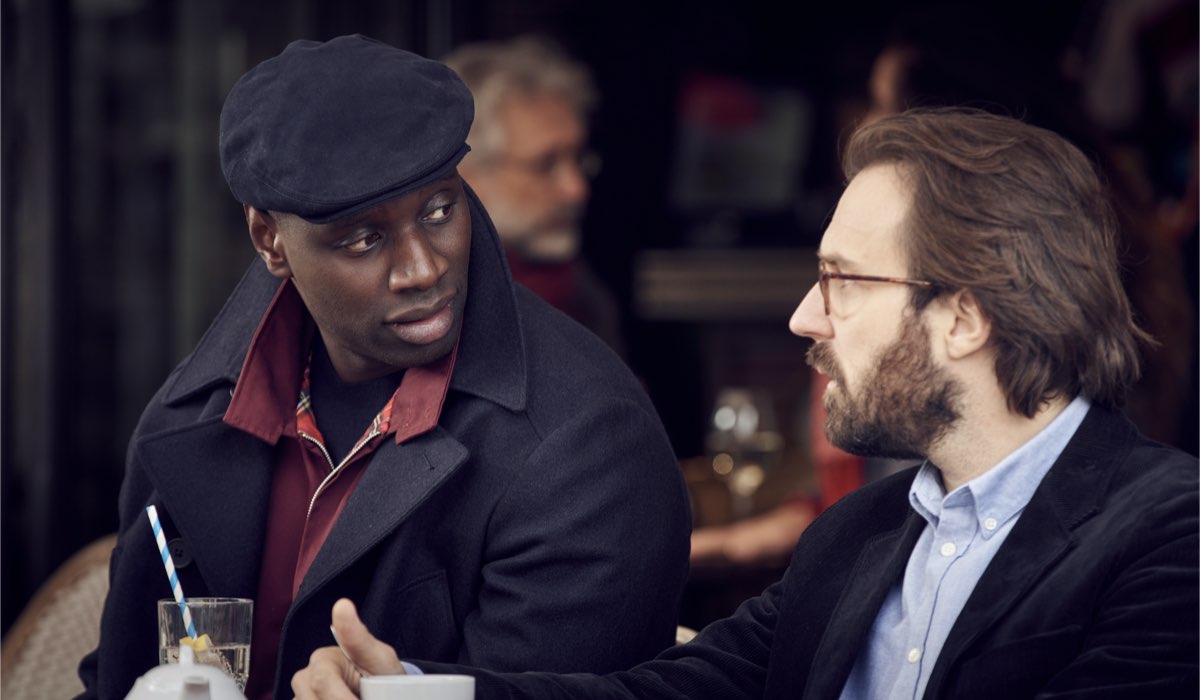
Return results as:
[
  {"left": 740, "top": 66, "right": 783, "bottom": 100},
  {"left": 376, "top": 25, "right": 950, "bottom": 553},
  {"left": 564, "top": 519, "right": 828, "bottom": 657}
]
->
[
  {"left": 940, "top": 289, "right": 991, "bottom": 360},
  {"left": 245, "top": 205, "right": 292, "bottom": 279}
]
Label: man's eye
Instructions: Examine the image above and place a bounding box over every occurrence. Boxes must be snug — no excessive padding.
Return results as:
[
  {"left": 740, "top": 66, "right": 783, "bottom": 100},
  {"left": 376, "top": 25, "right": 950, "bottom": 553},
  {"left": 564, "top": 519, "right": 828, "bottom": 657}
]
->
[
  {"left": 342, "top": 232, "right": 381, "bottom": 253},
  {"left": 534, "top": 155, "right": 559, "bottom": 176},
  {"left": 424, "top": 204, "right": 453, "bottom": 222}
]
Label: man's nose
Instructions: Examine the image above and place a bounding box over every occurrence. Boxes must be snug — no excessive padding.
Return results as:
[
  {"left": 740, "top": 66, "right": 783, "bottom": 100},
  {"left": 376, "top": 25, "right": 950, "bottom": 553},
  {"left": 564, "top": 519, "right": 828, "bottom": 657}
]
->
[
  {"left": 789, "top": 284, "right": 833, "bottom": 340},
  {"left": 556, "top": 161, "right": 589, "bottom": 205},
  {"left": 388, "top": 233, "right": 446, "bottom": 292}
]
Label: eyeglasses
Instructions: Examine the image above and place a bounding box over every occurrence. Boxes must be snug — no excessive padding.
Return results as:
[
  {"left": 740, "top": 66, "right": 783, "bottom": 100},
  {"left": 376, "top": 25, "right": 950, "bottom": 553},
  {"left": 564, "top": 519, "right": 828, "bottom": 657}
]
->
[
  {"left": 817, "top": 263, "right": 936, "bottom": 316},
  {"left": 489, "top": 149, "right": 602, "bottom": 182}
]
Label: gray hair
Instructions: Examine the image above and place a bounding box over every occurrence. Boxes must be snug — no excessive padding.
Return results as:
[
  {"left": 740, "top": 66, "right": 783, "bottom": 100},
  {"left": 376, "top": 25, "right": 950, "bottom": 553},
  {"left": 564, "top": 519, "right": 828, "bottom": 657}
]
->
[{"left": 443, "top": 36, "right": 597, "bottom": 157}]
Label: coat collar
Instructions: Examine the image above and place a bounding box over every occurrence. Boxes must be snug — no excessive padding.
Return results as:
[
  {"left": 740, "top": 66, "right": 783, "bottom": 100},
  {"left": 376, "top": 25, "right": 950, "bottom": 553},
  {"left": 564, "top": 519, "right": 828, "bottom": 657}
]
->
[
  {"left": 446, "top": 184, "right": 526, "bottom": 411},
  {"left": 160, "top": 186, "right": 527, "bottom": 413}
]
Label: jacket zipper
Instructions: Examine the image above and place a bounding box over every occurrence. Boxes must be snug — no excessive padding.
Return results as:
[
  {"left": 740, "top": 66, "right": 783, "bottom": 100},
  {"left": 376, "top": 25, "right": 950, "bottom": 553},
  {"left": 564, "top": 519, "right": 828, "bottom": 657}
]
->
[{"left": 299, "top": 428, "right": 381, "bottom": 519}]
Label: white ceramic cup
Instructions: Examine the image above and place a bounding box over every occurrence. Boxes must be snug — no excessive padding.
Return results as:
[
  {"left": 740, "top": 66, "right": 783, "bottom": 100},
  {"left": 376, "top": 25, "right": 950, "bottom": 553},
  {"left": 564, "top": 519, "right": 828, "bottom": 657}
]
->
[{"left": 360, "top": 674, "right": 475, "bottom": 700}]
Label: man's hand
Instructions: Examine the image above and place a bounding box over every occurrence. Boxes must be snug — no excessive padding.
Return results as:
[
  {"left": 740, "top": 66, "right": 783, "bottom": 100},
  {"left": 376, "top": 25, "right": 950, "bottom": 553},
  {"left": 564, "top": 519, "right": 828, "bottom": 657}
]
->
[
  {"left": 291, "top": 598, "right": 405, "bottom": 699},
  {"left": 690, "top": 501, "right": 814, "bottom": 568}
]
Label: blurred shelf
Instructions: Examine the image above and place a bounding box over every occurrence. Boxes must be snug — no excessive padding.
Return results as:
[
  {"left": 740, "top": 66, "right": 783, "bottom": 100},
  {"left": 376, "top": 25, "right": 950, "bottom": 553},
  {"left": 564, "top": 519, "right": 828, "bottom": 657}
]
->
[{"left": 634, "top": 248, "right": 818, "bottom": 321}]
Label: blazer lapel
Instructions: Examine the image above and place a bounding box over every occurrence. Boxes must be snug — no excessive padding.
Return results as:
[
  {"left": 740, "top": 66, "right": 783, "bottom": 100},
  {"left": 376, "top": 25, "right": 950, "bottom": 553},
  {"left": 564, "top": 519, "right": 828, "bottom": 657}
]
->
[
  {"left": 292, "top": 426, "right": 470, "bottom": 606},
  {"left": 138, "top": 416, "right": 274, "bottom": 597},
  {"left": 802, "top": 510, "right": 926, "bottom": 699},
  {"left": 924, "top": 406, "right": 1128, "bottom": 694}
]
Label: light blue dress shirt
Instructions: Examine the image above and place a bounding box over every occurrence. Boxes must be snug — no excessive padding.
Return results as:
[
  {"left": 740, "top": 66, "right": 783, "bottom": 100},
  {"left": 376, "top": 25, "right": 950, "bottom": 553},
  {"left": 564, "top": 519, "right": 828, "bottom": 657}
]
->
[
  {"left": 838, "top": 396, "right": 1091, "bottom": 700},
  {"left": 401, "top": 661, "right": 424, "bottom": 675}
]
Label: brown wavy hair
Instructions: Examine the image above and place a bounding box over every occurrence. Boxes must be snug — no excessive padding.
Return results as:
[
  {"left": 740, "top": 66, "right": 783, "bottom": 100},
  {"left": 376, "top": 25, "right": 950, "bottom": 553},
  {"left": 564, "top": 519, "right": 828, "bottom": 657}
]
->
[{"left": 843, "top": 108, "right": 1151, "bottom": 416}]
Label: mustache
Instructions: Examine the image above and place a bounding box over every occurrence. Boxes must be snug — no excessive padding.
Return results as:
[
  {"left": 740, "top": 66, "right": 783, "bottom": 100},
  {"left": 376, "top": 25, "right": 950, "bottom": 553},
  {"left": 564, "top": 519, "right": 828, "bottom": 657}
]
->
[
  {"left": 806, "top": 342, "right": 842, "bottom": 381},
  {"left": 543, "top": 205, "right": 584, "bottom": 228}
]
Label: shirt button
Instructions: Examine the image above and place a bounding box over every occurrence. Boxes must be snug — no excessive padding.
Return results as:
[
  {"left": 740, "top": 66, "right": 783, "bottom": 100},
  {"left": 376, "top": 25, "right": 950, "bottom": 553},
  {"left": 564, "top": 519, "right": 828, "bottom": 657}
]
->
[
  {"left": 940, "top": 542, "right": 957, "bottom": 557},
  {"left": 984, "top": 517, "right": 998, "bottom": 531},
  {"left": 907, "top": 647, "right": 922, "bottom": 663}
]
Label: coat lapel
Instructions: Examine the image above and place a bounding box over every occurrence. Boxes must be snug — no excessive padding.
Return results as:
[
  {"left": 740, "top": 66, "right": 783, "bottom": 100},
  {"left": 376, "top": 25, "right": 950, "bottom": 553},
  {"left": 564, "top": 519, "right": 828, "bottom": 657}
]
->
[
  {"left": 292, "top": 426, "right": 470, "bottom": 605},
  {"left": 802, "top": 510, "right": 926, "bottom": 699},
  {"left": 924, "top": 406, "right": 1130, "bottom": 695},
  {"left": 138, "top": 416, "right": 274, "bottom": 597}
]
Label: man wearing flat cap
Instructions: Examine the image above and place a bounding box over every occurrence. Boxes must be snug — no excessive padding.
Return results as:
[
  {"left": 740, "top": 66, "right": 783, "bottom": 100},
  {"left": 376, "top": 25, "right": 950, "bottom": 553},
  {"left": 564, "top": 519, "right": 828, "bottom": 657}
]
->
[{"left": 78, "top": 34, "right": 690, "bottom": 700}]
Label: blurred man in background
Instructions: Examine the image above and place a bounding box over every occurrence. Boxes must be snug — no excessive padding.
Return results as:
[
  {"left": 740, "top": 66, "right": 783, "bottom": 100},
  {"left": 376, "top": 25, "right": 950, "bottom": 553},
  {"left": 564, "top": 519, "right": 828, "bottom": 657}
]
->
[{"left": 445, "top": 36, "right": 624, "bottom": 355}]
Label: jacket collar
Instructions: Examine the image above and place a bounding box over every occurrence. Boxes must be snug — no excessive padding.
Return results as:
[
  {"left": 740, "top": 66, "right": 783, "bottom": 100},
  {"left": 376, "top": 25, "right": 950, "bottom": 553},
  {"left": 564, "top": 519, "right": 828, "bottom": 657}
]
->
[{"left": 160, "top": 186, "right": 527, "bottom": 413}]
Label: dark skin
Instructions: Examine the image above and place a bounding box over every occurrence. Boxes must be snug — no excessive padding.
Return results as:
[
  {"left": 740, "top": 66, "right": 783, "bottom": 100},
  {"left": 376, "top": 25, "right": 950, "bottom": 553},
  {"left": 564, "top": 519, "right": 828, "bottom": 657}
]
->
[{"left": 247, "top": 173, "right": 472, "bottom": 382}]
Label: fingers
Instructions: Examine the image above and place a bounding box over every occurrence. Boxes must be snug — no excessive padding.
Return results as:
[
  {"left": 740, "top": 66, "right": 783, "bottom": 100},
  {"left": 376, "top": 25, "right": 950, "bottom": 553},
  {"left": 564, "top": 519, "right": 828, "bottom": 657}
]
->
[
  {"left": 331, "top": 598, "right": 404, "bottom": 676},
  {"left": 291, "top": 646, "right": 360, "bottom": 700},
  {"left": 291, "top": 599, "right": 405, "bottom": 699}
]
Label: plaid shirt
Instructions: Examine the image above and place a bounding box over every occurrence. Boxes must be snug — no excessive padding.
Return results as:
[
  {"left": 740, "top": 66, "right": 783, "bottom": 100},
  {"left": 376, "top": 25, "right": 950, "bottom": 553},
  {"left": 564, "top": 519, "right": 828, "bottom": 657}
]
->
[{"left": 293, "top": 362, "right": 397, "bottom": 517}]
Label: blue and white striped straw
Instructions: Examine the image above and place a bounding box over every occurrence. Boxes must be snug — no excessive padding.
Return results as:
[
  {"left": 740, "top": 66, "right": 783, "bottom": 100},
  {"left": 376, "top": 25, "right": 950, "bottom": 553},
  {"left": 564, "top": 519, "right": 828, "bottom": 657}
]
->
[{"left": 145, "top": 505, "right": 197, "bottom": 640}]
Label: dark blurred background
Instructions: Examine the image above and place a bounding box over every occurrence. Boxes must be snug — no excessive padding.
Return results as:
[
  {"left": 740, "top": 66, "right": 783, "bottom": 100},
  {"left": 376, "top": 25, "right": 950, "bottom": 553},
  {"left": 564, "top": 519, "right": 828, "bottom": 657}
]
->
[{"left": 4, "top": 0, "right": 1196, "bottom": 634}]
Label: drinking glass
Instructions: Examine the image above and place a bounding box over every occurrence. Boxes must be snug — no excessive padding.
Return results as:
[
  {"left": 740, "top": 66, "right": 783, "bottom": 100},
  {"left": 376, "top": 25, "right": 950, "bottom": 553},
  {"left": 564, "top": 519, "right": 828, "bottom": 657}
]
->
[
  {"left": 157, "top": 597, "right": 253, "bottom": 691},
  {"left": 706, "top": 387, "right": 784, "bottom": 518}
]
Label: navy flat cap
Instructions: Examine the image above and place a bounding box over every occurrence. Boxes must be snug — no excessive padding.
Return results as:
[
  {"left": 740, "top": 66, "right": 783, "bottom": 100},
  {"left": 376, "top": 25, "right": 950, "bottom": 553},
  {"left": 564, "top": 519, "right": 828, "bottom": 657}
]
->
[{"left": 219, "top": 34, "right": 473, "bottom": 223}]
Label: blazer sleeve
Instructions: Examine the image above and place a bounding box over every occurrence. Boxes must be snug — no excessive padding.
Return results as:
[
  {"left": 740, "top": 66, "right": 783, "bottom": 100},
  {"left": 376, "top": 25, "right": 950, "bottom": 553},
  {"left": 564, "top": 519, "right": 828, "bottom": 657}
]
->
[
  {"left": 456, "top": 396, "right": 691, "bottom": 674},
  {"left": 416, "top": 577, "right": 783, "bottom": 700}
]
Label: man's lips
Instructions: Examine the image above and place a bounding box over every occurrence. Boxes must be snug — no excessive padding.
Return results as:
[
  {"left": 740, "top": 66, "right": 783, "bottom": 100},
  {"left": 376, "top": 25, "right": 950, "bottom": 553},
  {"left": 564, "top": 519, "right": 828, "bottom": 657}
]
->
[
  {"left": 806, "top": 343, "right": 841, "bottom": 387},
  {"left": 384, "top": 297, "right": 455, "bottom": 345},
  {"left": 385, "top": 295, "right": 453, "bottom": 324}
]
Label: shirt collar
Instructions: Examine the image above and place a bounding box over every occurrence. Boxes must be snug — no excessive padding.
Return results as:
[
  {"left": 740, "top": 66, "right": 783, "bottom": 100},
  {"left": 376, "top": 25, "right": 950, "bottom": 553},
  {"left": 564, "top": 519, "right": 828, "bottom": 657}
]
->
[
  {"left": 910, "top": 395, "right": 1092, "bottom": 537},
  {"left": 223, "top": 280, "right": 312, "bottom": 443},
  {"left": 388, "top": 340, "right": 457, "bottom": 444}
]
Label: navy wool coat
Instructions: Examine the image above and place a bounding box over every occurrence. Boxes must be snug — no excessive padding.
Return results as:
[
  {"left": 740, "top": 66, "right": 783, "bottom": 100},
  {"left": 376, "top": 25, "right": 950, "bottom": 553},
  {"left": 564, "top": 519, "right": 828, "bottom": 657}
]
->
[
  {"left": 78, "top": 190, "right": 692, "bottom": 699},
  {"left": 419, "top": 405, "right": 1199, "bottom": 699}
]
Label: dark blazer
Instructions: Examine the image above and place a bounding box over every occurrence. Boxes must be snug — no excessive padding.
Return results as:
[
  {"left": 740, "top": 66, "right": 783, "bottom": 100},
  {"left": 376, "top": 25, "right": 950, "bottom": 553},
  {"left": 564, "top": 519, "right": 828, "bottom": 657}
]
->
[
  {"left": 78, "top": 191, "right": 692, "bottom": 699},
  {"left": 421, "top": 405, "right": 1199, "bottom": 699}
]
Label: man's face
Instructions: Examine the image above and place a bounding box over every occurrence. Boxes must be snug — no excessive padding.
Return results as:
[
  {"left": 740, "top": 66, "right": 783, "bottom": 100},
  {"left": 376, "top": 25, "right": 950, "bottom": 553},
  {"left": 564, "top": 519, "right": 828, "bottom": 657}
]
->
[
  {"left": 460, "top": 93, "right": 589, "bottom": 261},
  {"left": 790, "top": 163, "right": 962, "bottom": 458},
  {"left": 253, "top": 174, "right": 471, "bottom": 382}
]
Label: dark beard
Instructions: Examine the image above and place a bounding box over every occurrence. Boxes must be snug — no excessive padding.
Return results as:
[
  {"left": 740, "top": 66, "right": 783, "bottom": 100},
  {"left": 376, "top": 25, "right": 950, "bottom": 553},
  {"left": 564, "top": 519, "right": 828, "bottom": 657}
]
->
[{"left": 806, "top": 314, "right": 963, "bottom": 459}]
